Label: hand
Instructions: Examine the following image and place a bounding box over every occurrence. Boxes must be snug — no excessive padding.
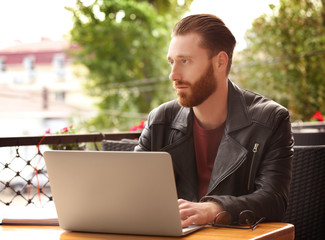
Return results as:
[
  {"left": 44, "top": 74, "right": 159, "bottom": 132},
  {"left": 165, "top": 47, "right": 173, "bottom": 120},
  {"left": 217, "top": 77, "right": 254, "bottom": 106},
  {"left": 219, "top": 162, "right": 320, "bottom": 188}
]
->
[{"left": 178, "top": 199, "right": 223, "bottom": 228}]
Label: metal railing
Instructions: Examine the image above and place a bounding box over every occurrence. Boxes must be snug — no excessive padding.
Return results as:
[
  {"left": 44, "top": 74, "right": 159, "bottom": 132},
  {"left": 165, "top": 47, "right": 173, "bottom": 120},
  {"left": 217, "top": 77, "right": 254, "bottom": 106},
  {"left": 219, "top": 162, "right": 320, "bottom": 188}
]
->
[
  {"left": 2, "top": 123, "right": 324, "bottom": 208},
  {"left": 0, "top": 132, "right": 141, "bottom": 208},
  {"left": 292, "top": 121, "right": 325, "bottom": 132}
]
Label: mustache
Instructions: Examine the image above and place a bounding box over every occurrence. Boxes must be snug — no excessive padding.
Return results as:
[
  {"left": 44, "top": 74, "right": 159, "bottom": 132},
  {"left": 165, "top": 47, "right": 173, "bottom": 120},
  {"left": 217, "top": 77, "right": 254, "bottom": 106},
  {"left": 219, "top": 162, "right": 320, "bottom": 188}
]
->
[{"left": 173, "top": 80, "right": 191, "bottom": 87}]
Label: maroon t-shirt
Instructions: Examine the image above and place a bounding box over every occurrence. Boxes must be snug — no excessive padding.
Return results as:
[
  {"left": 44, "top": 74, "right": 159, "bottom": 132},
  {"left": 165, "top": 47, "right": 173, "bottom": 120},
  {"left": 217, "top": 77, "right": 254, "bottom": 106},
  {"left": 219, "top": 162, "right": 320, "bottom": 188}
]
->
[{"left": 193, "top": 116, "right": 225, "bottom": 199}]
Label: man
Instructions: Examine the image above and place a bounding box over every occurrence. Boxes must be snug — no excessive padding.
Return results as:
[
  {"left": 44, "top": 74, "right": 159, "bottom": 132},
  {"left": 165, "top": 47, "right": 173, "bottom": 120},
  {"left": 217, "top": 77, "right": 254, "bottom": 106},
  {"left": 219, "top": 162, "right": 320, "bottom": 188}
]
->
[{"left": 135, "top": 14, "right": 294, "bottom": 228}]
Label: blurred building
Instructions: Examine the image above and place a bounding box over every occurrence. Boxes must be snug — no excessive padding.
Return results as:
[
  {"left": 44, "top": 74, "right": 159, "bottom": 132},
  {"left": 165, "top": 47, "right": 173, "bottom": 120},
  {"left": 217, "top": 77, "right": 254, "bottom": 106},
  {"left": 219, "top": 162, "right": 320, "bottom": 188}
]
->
[{"left": 0, "top": 38, "right": 96, "bottom": 136}]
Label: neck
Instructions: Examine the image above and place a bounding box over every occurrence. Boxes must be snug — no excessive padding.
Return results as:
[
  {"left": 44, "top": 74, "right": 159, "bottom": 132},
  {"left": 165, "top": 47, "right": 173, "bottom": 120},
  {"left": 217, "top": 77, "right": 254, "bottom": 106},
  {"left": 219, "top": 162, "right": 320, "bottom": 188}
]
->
[{"left": 193, "top": 78, "right": 228, "bottom": 130}]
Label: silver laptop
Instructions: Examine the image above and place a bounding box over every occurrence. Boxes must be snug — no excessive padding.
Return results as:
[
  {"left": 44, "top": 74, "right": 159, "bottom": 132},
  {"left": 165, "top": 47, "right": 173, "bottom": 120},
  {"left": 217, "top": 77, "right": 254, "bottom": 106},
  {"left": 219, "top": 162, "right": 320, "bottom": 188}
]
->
[{"left": 44, "top": 150, "right": 203, "bottom": 236}]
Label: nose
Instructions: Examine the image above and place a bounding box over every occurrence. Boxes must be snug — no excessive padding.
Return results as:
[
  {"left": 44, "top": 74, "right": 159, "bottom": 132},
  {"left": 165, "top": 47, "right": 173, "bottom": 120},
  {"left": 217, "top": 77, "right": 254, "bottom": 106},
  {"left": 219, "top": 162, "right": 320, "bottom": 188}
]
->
[
  {"left": 169, "top": 65, "right": 182, "bottom": 82},
  {"left": 169, "top": 72, "right": 181, "bottom": 82}
]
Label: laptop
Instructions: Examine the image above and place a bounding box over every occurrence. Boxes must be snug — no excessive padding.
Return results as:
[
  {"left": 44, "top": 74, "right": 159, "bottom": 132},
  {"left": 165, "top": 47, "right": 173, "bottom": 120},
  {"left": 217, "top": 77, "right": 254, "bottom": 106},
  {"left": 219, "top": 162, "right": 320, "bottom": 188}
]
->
[{"left": 43, "top": 150, "right": 203, "bottom": 236}]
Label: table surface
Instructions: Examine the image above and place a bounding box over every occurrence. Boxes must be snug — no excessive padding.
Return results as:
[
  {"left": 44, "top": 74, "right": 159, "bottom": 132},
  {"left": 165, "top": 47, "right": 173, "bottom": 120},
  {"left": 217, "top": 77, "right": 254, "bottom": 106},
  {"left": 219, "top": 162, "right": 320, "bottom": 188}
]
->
[{"left": 0, "top": 222, "right": 294, "bottom": 240}]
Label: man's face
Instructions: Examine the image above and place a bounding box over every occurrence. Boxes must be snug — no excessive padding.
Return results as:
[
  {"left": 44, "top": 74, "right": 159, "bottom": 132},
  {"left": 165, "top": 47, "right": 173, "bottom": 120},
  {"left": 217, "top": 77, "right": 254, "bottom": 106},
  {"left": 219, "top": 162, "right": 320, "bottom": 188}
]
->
[
  {"left": 174, "top": 63, "right": 216, "bottom": 107},
  {"left": 167, "top": 33, "right": 217, "bottom": 107}
]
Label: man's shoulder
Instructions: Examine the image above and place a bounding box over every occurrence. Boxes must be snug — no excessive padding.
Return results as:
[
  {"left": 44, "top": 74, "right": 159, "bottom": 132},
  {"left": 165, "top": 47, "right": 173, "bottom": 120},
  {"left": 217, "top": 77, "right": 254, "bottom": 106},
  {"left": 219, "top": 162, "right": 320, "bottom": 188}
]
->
[
  {"left": 237, "top": 85, "right": 290, "bottom": 126},
  {"left": 148, "top": 99, "right": 189, "bottom": 124},
  {"left": 150, "top": 99, "right": 181, "bottom": 115}
]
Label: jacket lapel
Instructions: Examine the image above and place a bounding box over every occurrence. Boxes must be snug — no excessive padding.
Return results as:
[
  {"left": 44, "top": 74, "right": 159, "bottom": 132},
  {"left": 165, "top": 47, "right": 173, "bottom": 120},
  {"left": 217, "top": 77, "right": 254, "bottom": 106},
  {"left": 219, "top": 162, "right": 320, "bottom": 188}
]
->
[
  {"left": 208, "top": 134, "right": 248, "bottom": 192},
  {"left": 208, "top": 80, "right": 252, "bottom": 193}
]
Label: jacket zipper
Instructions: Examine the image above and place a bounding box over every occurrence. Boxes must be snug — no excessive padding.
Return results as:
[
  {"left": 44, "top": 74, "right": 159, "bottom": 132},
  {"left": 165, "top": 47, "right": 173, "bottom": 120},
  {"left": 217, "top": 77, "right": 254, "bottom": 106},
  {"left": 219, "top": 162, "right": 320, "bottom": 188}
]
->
[{"left": 248, "top": 143, "right": 259, "bottom": 191}]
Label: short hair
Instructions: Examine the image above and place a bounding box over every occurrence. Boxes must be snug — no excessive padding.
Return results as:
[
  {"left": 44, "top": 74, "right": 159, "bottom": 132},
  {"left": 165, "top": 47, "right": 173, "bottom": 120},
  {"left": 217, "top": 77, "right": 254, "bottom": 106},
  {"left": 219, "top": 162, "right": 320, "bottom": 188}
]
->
[{"left": 172, "top": 14, "right": 236, "bottom": 74}]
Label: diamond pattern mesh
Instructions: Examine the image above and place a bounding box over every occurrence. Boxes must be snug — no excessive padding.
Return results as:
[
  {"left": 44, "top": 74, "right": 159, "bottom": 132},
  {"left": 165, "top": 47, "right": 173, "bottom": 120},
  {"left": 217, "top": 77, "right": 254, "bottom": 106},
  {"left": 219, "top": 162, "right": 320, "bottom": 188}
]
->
[{"left": 0, "top": 145, "right": 52, "bottom": 207}]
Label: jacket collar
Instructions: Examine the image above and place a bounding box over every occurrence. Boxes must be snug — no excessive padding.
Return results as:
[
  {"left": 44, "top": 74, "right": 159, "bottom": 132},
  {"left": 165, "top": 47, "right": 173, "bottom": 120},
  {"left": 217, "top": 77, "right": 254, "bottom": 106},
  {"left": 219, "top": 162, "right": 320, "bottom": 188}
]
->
[
  {"left": 170, "top": 104, "right": 192, "bottom": 134},
  {"left": 225, "top": 80, "right": 252, "bottom": 133},
  {"left": 171, "top": 80, "right": 252, "bottom": 133}
]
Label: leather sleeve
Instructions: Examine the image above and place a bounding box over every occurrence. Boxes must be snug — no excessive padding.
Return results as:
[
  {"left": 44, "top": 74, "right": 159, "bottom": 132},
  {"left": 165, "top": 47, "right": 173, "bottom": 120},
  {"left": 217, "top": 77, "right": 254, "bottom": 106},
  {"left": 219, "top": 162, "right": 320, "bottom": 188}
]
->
[{"left": 134, "top": 115, "right": 153, "bottom": 152}]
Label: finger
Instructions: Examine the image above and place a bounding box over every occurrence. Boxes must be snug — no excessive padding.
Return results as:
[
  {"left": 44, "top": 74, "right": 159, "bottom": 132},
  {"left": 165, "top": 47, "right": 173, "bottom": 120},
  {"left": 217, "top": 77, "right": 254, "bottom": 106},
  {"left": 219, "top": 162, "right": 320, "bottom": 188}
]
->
[
  {"left": 178, "top": 199, "right": 187, "bottom": 205},
  {"left": 179, "top": 208, "right": 195, "bottom": 220},
  {"left": 181, "top": 215, "right": 199, "bottom": 228},
  {"left": 178, "top": 200, "right": 192, "bottom": 210}
]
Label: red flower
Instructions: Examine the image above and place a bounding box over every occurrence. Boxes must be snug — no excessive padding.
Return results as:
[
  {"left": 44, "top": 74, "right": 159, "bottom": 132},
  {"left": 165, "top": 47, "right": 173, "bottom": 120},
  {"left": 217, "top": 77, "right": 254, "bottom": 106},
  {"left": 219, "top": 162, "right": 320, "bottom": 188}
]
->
[
  {"left": 45, "top": 128, "right": 51, "bottom": 134},
  {"left": 138, "top": 120, "right": 145, "bottom": 129},
  {"left": 311, "top": 111, "right": 324, "bottom": 122},
  {"left": 45, "top": 125, "right": 74, "bottom": 135},
  {"left": 61, "top": 127, "right": 69, "bottom": 133},
  {"left": 129, "top": 120, "right": 145, "bottom": 131}
]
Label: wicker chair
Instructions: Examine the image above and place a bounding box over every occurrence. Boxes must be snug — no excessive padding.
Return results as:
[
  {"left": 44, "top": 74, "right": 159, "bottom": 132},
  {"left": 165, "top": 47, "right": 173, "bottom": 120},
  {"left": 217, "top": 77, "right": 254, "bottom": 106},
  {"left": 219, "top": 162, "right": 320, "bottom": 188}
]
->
[
  {"left": 101, "top": 139, "right": 138, "bottom": 151},
  {"left": 284, "top": 145, "right": 325, "bottom": 240},
  {"left": 293, "top": 132, "right": 325, "bottom": 146}
]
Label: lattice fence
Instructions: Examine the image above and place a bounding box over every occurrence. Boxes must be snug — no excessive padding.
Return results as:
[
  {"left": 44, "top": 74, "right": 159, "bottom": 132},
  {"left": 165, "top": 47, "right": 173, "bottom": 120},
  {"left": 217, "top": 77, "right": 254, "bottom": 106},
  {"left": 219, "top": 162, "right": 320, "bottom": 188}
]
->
[
  {"left": 0, "top": 144, "right": 53, "bottom": 207},
  {"left": 0, "top": 132, "right": 141, "bottom": 208}
]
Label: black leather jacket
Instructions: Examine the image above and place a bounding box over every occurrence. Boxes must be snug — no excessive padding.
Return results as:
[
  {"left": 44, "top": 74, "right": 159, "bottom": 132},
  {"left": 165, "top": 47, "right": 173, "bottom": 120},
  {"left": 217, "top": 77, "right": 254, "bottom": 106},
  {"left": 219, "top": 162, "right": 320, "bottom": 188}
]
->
[{"left": 135, "top": 80, "right": 294, "bottom": 222}]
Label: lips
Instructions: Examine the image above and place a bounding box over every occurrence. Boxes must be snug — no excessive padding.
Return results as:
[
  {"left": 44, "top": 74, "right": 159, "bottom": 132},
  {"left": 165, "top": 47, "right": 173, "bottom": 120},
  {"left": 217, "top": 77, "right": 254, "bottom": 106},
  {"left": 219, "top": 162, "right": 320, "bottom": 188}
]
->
[
  {"left": 174, "top": 82, "right": 190, "bottom": 93},
  {"left": 175, "top": 86, "right": 188, "bottom": 92}
]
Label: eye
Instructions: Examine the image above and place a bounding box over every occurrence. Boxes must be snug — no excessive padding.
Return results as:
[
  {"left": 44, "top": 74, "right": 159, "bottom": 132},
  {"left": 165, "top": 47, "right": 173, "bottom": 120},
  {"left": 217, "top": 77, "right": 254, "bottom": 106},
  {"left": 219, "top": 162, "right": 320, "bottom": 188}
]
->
[
  {"left": 168, "top": 60, "right": 174, "bottom": 66},
  {"left": 182, "top": 59, "right": 189, "bottom": 64}
]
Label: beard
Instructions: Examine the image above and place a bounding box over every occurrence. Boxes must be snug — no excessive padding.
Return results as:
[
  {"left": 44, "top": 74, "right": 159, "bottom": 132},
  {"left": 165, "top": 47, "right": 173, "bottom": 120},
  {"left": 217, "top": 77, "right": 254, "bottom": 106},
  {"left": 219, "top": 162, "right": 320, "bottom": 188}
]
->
[{"left": 174, "top": 63, "right": 217, "bottom": 108}]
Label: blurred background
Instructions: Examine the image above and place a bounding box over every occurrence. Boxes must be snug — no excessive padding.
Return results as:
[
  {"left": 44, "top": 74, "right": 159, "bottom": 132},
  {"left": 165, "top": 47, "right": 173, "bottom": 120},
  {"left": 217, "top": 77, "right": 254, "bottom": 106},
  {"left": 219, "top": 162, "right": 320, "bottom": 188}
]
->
[{"left": 0, "top": 0, "right": 324, "bottom": 136}]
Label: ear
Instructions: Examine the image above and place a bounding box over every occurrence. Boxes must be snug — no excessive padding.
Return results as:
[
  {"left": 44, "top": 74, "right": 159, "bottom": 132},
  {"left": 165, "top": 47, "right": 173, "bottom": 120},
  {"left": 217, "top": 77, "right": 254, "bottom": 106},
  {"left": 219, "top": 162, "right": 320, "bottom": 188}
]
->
[{"left": 213, "top": 51, "right": 228, "bottom": 73}]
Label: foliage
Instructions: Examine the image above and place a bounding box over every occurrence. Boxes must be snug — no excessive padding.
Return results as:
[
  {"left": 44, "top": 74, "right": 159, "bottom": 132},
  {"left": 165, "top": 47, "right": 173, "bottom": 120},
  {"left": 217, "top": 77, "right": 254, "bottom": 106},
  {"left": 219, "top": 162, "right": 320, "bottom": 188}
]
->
[
  {"left": 46, "top": 125, "right": 86, "bottom": 150},
  {"left": 67, "top": 0, "right": 192, "bottom": 131},
  {"left": 232, "top": 0, "right": 325, "bottom": 121}
]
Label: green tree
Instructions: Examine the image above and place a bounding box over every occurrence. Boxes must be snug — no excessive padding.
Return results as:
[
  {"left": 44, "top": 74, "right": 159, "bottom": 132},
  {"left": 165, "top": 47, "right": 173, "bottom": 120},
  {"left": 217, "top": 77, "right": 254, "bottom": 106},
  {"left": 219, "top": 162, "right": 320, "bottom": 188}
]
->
[
  {"left": 67, "top": 0, "right": 192, "bottom": 131},
  {"left": 232, "top": 0, "right": 325, "bottom": 121}
]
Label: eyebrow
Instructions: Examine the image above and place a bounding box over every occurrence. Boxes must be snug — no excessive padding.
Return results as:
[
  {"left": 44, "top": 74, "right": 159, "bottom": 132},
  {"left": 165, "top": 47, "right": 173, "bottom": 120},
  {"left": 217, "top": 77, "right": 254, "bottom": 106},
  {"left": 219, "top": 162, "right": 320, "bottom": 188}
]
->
[{"left": 167, "top": 55, "right": 193, "bottom": 61}]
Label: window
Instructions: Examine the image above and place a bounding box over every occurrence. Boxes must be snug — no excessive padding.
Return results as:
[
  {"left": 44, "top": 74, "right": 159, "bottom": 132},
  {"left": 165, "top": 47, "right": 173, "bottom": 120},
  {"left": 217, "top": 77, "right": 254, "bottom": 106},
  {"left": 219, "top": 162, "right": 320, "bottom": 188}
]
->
[
  {"left": 23, "top": 56, "right": 35, "bottom": 78},
  {"left": 0, "top": 58, "right": 5, "bottom": 72},
  {"left": 55, "top": 91, "right": 66, "bottom": 102},
  {"left": 53, "top": 54, "right": 65, "bottom": 77}
]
